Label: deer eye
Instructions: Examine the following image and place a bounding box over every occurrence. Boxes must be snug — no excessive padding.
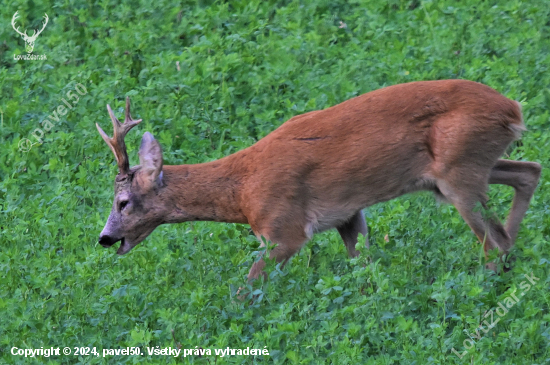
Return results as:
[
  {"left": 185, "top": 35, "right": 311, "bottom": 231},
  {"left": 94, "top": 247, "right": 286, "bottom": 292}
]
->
[{"left": 119, "top": 200, "right": 129, "bottom": 211}]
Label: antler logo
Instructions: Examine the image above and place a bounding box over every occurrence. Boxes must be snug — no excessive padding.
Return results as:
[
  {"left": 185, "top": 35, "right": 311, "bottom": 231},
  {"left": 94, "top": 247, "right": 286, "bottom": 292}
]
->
[{"left": 11, "top": 11, "right": 49, "bottom": 54}]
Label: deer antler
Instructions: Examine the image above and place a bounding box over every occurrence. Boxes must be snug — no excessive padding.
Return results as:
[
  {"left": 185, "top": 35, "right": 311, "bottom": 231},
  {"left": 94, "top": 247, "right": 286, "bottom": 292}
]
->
[
  {"left": 96, "top": 97, "right": 142, "bottom": 175},
  {"left": 11, "top": 11, "right": 28, "bottom": 38},
  {"left": 27, "top": 13, "right": 48, "bottom": 41}
]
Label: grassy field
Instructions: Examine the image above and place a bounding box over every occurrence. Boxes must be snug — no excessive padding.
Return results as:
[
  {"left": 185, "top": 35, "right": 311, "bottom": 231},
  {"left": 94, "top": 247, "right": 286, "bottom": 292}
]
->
[{"left": 1, "top": 0, "right": 550, "bottom": 363}]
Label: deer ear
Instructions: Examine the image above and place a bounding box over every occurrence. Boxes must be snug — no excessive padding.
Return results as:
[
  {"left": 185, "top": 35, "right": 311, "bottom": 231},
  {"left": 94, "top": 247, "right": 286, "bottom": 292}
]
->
[{"left": 138, "top": 132, "right": 163, "bottom": 186}]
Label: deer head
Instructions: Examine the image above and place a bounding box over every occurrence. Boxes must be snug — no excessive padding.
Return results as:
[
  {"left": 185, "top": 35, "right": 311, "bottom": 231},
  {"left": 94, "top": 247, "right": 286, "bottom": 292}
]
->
[
  {"left": 11, "top": 11, "right": 49, "bottom": 54},
  {"left": 96, "top": 97, "right": 167, "bottom": 254}
]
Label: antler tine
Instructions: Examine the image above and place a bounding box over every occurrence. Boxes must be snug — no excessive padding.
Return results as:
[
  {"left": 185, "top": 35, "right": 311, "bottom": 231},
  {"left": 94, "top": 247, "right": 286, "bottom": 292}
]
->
[
  {"left": 106, "top": 103, "right": 122, "bottom": 128},
  {"left": 96, "top": 98, "right": 142, "bottom": 175},
  {"left": 124, "top": 96, "right": 142, "bottom": 127},
  {"left": 95, "top": 121, "right": 119, "bottom": 165}
]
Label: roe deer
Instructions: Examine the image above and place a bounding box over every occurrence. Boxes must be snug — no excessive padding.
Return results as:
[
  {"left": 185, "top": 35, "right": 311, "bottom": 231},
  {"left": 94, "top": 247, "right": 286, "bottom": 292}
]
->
[{"left": 97, "top": 80, "right": 541, "bottom": 279}]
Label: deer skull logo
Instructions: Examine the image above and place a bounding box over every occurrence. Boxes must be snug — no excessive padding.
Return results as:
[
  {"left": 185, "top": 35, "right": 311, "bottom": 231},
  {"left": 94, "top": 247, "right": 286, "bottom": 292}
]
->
[{"left": 11, "top": 11, "right": 49, "bottom": 54}]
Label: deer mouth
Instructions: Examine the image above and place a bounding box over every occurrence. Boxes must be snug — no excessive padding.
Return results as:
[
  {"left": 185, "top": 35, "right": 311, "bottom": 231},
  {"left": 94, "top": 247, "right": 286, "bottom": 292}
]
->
[
  {"left": 99, "top": 228, "right": 154, "bottom": 255},
  {"left": 116, "top": 238, "right": 134, "bottom": 255},
  {"left": 98, "top": 235, "right": 134, "bottom": 255},
  {"left": 99, "top": 234, "right": 120, "bottom": 248}
]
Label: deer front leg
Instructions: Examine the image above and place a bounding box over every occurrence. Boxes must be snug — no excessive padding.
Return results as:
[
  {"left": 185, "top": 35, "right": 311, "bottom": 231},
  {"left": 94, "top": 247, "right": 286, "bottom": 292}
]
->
[
  {"left": 336, "top": 210, "right": 369, "bottom": 257},
  {"left": 247, "top": 238, "right": 306, "bottom": 282},
  {"left": 246, "top": 222, "right": 310, "bottom": 282},
  {"left": 235, "top": 231, "right": 307, "bottom": 300}
]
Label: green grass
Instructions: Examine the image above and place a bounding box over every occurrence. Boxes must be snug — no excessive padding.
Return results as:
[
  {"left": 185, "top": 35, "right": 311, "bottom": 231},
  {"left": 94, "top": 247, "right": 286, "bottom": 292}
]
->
[{"left": 1, "top": 0, "right": 550, "bottom": 363}]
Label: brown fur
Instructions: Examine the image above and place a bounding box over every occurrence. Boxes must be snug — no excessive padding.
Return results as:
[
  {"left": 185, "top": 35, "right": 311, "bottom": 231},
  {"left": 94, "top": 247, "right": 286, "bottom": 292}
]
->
[{"left": 97, "top": 80, "right": 541, "bottom": 277}]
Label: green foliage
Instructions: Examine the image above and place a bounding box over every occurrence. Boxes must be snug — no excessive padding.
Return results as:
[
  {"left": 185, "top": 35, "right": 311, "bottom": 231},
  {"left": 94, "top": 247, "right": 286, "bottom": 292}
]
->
[{"left": 1, "top": 0, "right": 550, "bottom": 363}]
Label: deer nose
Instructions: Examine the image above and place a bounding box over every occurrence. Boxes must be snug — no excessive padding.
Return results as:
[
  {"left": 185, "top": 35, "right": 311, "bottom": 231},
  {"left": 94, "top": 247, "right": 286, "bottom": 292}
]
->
[{"left": 99, "top": 235, "right": 117, "bottom": 247}]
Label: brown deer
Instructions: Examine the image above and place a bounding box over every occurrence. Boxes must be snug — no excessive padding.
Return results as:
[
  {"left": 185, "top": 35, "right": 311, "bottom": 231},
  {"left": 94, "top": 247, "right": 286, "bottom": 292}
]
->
[{"left": 97, "top": 80, "right": 541, "bottom": 280}]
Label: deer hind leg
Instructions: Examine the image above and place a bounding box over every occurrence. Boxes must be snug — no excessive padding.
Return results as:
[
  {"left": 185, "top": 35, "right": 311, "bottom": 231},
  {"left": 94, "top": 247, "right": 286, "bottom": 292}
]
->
[
  {"left": 488, "top": 159, "right": 541, "bottom": 250},
  {"left": 336, "top": 210, "right": 368, "bottom": 257},
  {"left": 437, "top": 172, "right": 510, "bottom": 269}
]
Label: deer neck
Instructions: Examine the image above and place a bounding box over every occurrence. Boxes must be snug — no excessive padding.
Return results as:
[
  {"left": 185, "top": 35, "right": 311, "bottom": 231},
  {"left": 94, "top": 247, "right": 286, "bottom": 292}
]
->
[{"left": 160, "top": 159, "right": 248, "bottom": 224}]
